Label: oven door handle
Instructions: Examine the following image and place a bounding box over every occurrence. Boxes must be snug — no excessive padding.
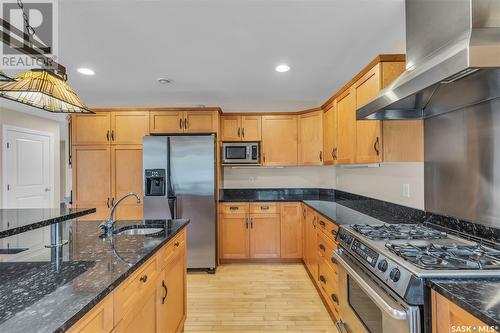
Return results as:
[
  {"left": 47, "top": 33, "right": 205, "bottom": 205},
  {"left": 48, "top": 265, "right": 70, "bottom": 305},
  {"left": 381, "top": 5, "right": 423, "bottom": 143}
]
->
[{"left": 333, "top": 249, "right": 408, "bottom": 321}]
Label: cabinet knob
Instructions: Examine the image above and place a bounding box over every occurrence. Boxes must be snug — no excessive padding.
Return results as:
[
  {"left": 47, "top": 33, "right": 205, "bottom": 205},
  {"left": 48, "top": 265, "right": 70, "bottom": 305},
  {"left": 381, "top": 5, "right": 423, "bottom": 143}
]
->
[
  {"left": 319, "top": 244, "right": 326, "bottom": 251},
  {"left": 260, "top": 205, "right": 269, "bottom": 210},
  {"left": 319, "top": 220, "right": 326, "bottom": 227},
  {"left": 229, "top": 206, "right": 239, "bottom": 211},
  {"left": 174, "top": 241, "right": 180, "bottom": 247},
  {"left": 140, "top": 275, "right": 148, "bottom": 283},
  {"left": 319, "top": 275, "right": 326, "bottom": 283},
  {"left": 331, "top": 294, "right": 339, "bottom": 304}
]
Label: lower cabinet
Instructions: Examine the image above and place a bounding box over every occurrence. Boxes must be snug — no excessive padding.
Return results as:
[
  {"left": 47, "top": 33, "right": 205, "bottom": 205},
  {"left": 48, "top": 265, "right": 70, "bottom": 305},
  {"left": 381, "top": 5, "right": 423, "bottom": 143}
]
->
[
  {"left": 68, "top": 229, "right": 187, "bottom": 333},
  {"left": 431, "top": 290, "right": 493, "bottom": 333},
  {"left": 219, "top": 202, "right": 302, "bottom": 260}
]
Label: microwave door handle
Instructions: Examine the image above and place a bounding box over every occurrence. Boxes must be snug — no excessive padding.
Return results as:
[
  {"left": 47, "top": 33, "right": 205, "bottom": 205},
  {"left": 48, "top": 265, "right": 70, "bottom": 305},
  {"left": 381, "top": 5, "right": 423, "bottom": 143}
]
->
[{"left": 333, "top": 249, "right": 408, "bottom": 321}]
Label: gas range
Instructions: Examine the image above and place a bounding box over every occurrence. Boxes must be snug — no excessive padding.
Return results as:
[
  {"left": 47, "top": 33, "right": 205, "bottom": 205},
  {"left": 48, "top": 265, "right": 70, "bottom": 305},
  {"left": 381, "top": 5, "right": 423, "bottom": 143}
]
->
[{"left": 336, "top": 223, "right": 500, "bottom": 305}]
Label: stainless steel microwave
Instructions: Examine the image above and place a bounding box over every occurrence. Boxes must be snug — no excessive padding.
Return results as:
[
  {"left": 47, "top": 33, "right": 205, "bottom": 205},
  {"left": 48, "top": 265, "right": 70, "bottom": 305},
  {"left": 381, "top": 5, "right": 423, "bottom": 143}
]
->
[{"left": 222, "top": 142, "right": 259, "bottom": 164}]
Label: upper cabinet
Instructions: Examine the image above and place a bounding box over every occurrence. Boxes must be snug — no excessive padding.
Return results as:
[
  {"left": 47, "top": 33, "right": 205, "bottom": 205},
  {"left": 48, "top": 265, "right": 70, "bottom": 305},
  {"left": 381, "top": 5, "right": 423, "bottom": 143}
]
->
[
  {"left": 72, "top": 112, "right": 111, "bottom": 145},
  {"left": 72, "top": 111, "right": 149, "bottom": 146},
  {"left": 150, "top": 109, "right": 218, "bottom": 134},
  {"left": 323, "top": 102, "right": 337, "bottom": 165},
  {"left": 261, "top": 115, "right": 298, "bottom": 166},
  {"left": 299, "top": 110, "right": 323, "bottom": 165},
  {"left": 335, "top": 87, "right": 356, "bottom": 164},
  {"left": 221, "top": 115, "right": 261, "bottom": 141}
]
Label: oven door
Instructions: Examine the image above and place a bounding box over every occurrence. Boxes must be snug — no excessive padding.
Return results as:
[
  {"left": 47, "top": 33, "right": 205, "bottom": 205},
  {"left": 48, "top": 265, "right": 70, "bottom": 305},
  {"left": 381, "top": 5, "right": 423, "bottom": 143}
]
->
[{"left": 333, "top": 249, "right": 420, "bottom": 333}]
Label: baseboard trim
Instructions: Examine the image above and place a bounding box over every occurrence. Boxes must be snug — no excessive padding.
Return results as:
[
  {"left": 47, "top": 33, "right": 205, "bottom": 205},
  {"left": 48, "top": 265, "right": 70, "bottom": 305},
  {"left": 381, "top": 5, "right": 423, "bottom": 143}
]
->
[{"left": 220, "top": 258, "right": 302, "bottom": 264}]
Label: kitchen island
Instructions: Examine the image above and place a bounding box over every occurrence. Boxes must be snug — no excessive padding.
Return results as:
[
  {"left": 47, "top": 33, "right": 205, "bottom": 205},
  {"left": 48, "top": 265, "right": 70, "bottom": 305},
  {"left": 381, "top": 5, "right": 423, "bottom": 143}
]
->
[{"left": 0, "top": 218, "right": 189, "bottom": 333}]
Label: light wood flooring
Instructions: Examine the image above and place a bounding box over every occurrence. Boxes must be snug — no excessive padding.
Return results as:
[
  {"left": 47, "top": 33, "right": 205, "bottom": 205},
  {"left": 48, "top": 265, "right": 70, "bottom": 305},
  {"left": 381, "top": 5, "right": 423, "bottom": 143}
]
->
[{"left": 185, "top": 264, "right": 338, "bottom": 333}]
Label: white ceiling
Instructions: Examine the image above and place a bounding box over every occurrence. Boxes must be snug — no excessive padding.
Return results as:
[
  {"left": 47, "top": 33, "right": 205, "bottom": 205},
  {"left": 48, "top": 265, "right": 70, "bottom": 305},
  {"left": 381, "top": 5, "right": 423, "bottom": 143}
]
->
[{"left": 14, "top": 0, "right": 407, "bottom": 113}]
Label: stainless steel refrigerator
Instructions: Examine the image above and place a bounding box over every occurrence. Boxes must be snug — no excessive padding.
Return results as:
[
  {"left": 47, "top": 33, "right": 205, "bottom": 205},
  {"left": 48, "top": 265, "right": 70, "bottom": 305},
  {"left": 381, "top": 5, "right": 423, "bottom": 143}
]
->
[{"left": 143, "top": 135, "right": 216, "bottom": 272}]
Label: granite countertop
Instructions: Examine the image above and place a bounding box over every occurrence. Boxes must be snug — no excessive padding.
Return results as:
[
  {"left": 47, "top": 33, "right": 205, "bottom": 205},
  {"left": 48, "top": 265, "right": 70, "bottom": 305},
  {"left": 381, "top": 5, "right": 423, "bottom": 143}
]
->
[
  {"left": 0, "top": 208, "right": 96, "bottom": 239},
  {"left": 426, "top": 279, "right": 500, "bottom": 329},
  {"left": 0, "top": 218, "right": 189, "bottom": 333}
]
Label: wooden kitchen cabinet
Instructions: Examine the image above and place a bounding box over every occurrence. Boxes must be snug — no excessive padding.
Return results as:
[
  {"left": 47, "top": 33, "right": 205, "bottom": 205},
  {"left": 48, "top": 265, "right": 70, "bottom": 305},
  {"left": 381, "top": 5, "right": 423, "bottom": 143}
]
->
[
  {"left": 112, "top": 286, "right": 157, "bottom": 333},
  {"left": 150, "top": 110, "right": 217, "bottom": 134},
  {"left": 304, "top": 206, "right": 318, "bottom": 280},
  {"left": 72, "top": 112, "right": 111, "bottom": 146},
  {"left": 280, "top": 203, "right": 303, "bottom": 259},
  {"left": 249, "top": 213, "right": 281, "bottom": 258},
  {"left": 261, "top": 115, "right": 298, "bottom": 166},
  {"left": 157, "top": 232, "right": 187, "bottom": 333},
  {"left": 111, "top": 145, "right": 143, "bottom": 220},
  {"left": 220, "top": 214, "right": 249, "bottom": 259},
  {"left": 220, "top": 115, "right": 261, "bottom": 141},
  {"left": 72, "top": 145, "right": 111, "bottom": 221},
  {"left": 299, "top": 110, "right": 324, "bottom": 165},
  {"left": 335, "top": 87, "right": 356, "bottom": 164},
  {"left": 323, "top": 103, "right": 337, "bottom": 165},
  {"left": 150, "top": 111, "right": 184, "bottom": 134},
  {"left": 354, "top": 64, "right": 383, "bottom": 163},
  {"left": 431, "top": 290, "right": 493, "bottom": 333},
  {"left": 110, "top": 111, "right": 149, "bottom": 145}
]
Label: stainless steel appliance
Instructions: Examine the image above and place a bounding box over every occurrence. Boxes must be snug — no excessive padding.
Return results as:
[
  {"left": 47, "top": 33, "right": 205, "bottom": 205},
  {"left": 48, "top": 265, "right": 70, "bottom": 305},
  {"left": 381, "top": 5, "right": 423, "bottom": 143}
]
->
[
  {"left": 357, "top": 0, "right": 500, "bottom": 120},
  {"left": 222, "top": 142, "right": 259, "bottom": 164},
  {"left": 143, "top": 135, "right": 216, "bottom": 271},
  {"left": 334, "top": 223, "right": 500, "bottom": 333}
]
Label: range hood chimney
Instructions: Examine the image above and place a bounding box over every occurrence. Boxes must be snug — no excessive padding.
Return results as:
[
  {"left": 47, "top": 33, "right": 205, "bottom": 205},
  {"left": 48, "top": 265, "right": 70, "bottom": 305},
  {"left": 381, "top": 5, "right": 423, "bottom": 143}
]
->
[{"left": 357, "top": 0, "right": 500, "bottom": 120}]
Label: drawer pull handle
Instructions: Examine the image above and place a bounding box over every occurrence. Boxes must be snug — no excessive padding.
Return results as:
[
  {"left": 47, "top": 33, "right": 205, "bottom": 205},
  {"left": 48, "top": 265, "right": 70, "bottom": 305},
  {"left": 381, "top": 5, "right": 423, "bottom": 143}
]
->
[
  {"left": 331, "top": 230, "right": 338, "bottom": 237},
  {"left": 319, "top": 220, "right": 326, "bottom": 227},
  {"left": 331, "top": 257, "right": 338, "bottom": 265},
  {"left": 174, "top": 241, "right": 180, "bottom": 247},
  {"left": 106, "top": 130, "right": 110, "bottom": 141},
  {"left": 140, "top": 275, "right": 148, "bottom": 283},
  {"left": 260, "top": 205, "right": 269, "bottom": 210},
  {"left": 44, "top": 240, "right": 69, "bottom": 248},
  {"left": 229, "top": 206, "right": 239, "bottom": 211},
  {"left": 319, "top": 244, "right": 326, "bottom": 251},
  {"left": 319, "top": 275, "right": 326, "bottom": 283},
  {"left": 162, "top": 280, "right": 168, "bottom": 304},
  {"left": 331, "top": 294, "right": 339, "bottom": 304}
]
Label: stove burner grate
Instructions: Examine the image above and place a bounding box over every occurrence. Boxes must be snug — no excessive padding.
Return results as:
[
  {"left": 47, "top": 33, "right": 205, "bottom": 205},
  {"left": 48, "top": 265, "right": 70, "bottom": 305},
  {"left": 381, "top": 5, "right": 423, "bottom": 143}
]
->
[{"left": 351, "top": 223, "right": 447, "bottom": 241}]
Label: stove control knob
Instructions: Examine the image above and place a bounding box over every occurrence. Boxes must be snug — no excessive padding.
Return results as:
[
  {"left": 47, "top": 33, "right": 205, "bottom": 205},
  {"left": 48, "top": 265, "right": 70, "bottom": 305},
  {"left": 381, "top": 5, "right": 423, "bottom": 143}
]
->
[
  {"left": 377, "top": 259, "right": 388, "bottom": 272},
  {"left": 389, "top": 268, "right": 401, "bottom": 282}
]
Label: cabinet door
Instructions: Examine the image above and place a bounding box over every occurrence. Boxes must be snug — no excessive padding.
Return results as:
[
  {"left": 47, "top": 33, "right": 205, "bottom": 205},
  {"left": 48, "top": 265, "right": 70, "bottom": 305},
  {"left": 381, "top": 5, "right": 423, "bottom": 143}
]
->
[
  {"left": 157, "top": 248, "right": 186, "bottom": 333},
  {"left": 220, "top": 115, "right": 242, "bottom": 141},
  {"left": 150, "top": 111, "right": 184, "bottom": 134},
  {"left": 355, "top": 65, "right": 382, "bottom": 163},
  {"left": 72, "top": 146, "right": 111, "bottom": 221},
  {"left": 113, "top": 285, "right": 157, "bottom": 333},
  {"left": 67, "top": 294, "right": 113, "bottom": 333},
  {"left": 184, "top": 110, "right": 217, "bottom": 133},
  {"left": 249, "top": 214, "right": 280, "bottom": 258},
  {"left": 305, "top": 209, "right": 318, "bottom": 280},
  {"left": 111, "top": 145, "right": 143, "bottom": 220},
  {"left": 72, "top": 113, "right": 110, "bottom": 145},
  {"left": 336, "top": 88, "right": 356, "bottom": 164},
  {"left": 280, "top": 203, "right": 302, "bottom": 259},
  {"left": 261, "top": 115, "right": 298, "bottom": 166},
  {"left": 323, "top": 102, "right": 337, "bottom": 165},
  {"left": 220, "top": 215, "right": 249, "bottom": 259},
  {"left": 241, "top": 116, "right": 261, "bottom": 141},
  {"left": 110, "top": 111, "right": 149, "bottom": 145},
  {"left": 299, "top": 110, "right": 324, "bottom": 165}
]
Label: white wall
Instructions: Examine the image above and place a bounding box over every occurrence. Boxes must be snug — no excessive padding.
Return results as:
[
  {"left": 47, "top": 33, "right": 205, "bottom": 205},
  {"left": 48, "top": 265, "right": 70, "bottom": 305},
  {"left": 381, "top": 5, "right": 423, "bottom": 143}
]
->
[
  {"left": 223, "top": 162, "right": 425, "bottom": 210},
  {"left": 0, "top": 107, "right": 61, "bottom": 208}
]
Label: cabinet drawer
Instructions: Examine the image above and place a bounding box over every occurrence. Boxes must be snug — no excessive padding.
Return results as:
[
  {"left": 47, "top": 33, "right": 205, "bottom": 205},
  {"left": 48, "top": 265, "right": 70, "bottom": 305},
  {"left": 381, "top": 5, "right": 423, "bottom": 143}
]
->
[
  {"left": 318, "top": 258, "right": 340, "bottom": 317},
  {"left": 220, "top": 203, "right": 249, "bottom": 215},
  {"left": 317, "top": 214, "right": 339, "bottom": 242},
  {"left": 249, "top": 202, "right": 278, "bottom": 214},
  {"left": 159, "top": 229, "right": 186, "bottom": 270},
  {"left": 317, "top": 231, "right": 338, "bottom": 273},
  {"left": 114, "top": 256, "right": 158, "bottom": 323}
]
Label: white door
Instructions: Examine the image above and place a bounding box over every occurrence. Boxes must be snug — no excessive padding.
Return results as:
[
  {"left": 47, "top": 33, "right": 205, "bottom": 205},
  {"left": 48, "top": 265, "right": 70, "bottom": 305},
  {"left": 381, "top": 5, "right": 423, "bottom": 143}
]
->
[{"left": 3, "top": 126, "right": 53, "bottom": 208}]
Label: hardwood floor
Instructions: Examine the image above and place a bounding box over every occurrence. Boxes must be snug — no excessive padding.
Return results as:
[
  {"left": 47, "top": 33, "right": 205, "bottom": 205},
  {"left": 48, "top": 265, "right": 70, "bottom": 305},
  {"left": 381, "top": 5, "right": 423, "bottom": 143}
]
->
[{"left": 185, "top": 264, "right": 338, "bottom": 333}]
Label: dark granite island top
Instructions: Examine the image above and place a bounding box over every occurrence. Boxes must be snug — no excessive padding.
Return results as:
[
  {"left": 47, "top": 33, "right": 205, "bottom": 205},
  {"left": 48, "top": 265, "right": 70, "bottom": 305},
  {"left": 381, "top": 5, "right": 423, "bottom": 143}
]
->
[
  {"left": 0, "top": 207, "right": 96, "bottom": 239},
  {"left": 0, "top": 218, "right": 189, "bottom": 333},
  {"left": 426, "top": 279, "right": 500, "bottom": 329}
]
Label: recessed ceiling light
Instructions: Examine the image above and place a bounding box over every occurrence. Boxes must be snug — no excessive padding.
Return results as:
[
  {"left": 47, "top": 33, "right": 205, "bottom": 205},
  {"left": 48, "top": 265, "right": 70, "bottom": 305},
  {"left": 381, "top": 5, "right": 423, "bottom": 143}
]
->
[
  {"left": 77, "top": 68, "right": 95, "bottom": 76},
  {"left": 275, "top": 64, "right": 291, "bottom": 73},
  {"left": 157, "top": 78, "right": 172, "bottom": 84}
]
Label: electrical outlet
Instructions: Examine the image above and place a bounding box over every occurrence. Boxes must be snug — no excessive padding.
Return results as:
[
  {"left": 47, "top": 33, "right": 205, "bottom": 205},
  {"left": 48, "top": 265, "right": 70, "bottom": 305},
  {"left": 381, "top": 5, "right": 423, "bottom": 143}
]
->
[
  {"left": 402, "top": 184, "right": 410, "bottom": 198},
  {"left": 249, "top": 177, "right": 255, "bottom": 184}
]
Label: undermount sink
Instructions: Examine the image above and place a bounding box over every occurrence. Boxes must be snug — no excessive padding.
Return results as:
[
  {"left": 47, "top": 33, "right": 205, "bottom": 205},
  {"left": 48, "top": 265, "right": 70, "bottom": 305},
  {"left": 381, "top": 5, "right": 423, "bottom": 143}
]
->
[{"left": 113, "top": 226, "right": 164, "bottom": 236}]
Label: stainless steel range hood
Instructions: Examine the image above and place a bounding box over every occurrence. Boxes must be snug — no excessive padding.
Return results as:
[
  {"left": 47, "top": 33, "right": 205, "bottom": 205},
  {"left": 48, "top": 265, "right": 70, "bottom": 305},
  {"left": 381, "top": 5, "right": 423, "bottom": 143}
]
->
[{"left": 357, "top": 0, "right": 500, "bottom": 120}]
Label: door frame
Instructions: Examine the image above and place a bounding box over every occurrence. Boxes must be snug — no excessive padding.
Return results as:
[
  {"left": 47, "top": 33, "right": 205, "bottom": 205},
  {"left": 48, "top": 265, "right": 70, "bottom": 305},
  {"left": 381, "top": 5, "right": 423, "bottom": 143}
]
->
[{"left": 2, "top": 125, "right": 55, "bottom": 208}]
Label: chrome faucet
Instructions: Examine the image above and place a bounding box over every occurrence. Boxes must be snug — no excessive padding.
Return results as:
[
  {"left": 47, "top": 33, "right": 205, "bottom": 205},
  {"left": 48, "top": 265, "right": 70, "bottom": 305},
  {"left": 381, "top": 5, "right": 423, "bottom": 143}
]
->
[{"left": 99, "top": 192, "right": 141, "bottom": 236}]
